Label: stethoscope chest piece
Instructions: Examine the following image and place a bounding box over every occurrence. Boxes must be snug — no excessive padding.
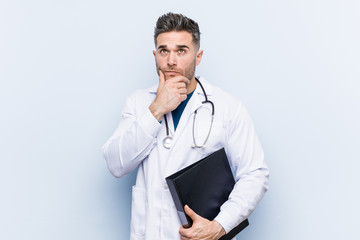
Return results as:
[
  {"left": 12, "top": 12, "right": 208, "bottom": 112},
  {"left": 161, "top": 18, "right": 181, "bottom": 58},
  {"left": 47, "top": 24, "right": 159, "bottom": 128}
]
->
[{"left": 163, "top": 136, "right": 173, "bottom": 149}]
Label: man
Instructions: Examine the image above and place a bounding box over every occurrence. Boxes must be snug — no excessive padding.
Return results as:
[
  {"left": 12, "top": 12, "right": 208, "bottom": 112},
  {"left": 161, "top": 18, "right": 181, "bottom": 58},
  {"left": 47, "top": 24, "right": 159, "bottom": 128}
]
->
[{"left": 103, "top": 13, "right": 269, "bottom": 240}]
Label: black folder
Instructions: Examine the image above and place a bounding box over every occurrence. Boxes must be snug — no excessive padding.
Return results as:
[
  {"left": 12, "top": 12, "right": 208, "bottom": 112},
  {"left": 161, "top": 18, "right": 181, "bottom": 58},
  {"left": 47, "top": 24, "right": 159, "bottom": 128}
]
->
[{"left": 165, "top": 148, "right": 249, "bottom": 240}]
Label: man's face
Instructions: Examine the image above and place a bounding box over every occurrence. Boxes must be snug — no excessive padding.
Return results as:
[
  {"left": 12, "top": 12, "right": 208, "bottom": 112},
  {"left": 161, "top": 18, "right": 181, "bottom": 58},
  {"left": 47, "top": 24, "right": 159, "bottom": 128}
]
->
[{"left": 153, "top": 31, "right": 203, "bottom": 81}]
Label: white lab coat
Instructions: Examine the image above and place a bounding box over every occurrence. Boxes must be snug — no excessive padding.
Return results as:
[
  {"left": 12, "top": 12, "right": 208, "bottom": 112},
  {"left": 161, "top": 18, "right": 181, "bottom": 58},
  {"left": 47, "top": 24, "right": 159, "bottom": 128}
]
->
[{"left": 103, "top": 77, "right": 269, "bottom": 240}]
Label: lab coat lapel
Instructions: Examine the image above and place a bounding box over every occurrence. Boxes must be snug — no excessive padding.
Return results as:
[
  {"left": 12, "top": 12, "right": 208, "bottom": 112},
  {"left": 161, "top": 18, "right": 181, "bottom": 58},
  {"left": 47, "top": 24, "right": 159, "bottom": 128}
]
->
[
  {"left": 163, "top": 78, "right": 212, "bottom": 176},
  {"left": 171, "top": 83, "right": 203, "bottom": 144},
  {"left": 183, "top": 77, "right": 213, "bottom": 129}
]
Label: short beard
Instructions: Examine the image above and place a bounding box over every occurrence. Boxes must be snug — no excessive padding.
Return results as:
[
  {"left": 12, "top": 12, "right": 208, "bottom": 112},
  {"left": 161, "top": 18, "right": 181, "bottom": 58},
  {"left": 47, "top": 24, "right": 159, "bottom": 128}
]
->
[
  {"left": 184, "top": 59, "right": 196, "bottom": 81},
  {"left": 155, "top": 59, "right": 197, "bottom": 81}
]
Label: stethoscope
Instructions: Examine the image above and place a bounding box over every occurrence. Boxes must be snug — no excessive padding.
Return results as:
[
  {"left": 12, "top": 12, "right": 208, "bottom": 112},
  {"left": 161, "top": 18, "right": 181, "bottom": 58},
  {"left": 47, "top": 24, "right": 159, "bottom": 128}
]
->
[{"left": 162, "top": 78, "right": 215, "bottom": 149}]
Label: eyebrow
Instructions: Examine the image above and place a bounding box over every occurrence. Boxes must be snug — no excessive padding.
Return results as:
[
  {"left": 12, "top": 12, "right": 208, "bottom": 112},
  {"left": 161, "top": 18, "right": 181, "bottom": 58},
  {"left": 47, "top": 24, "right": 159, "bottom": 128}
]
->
[
  {"left": 176, "top": 45, "right": 190, "bottom": 49},
  {"left": 157, "top": 44, "right": 190, "bottom": 50}
]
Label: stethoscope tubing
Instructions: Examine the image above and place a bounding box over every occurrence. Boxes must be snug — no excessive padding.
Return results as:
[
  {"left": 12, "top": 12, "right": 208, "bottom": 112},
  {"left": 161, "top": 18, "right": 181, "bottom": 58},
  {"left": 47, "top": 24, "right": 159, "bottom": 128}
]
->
[{"left": 162, "top": 78, "right": 214, "bottom": 149}]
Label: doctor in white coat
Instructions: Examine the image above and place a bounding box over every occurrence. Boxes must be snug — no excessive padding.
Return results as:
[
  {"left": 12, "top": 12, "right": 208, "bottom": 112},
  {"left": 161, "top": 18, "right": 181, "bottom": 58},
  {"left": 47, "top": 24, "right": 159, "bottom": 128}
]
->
[{"left": 103, "top": 13, "right": 269, "bottom": 240}]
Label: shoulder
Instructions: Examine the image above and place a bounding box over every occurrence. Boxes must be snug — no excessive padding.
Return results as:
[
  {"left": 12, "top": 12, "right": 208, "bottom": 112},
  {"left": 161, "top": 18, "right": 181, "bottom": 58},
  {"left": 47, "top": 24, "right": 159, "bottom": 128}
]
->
[
  {"left": 126, "top": 84, "right": 158, "bottom": 103},
  {"left": 129, "top": 84, "right": 157, "bottom": 98},
  {"left": 197, "top": 76, "right": 245, "bottom": 110},
  {"left": 197, "top": 76, "right": 252, "bottom": 129},
  {"left": 122, "top": 84, "right": 158, "bottom": 115}
]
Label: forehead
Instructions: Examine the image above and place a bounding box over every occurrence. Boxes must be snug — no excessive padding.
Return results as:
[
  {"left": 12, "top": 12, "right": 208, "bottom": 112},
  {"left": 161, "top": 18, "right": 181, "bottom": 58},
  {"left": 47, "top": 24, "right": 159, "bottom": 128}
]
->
[{"left": 156, "top": 31, "right": 193, "bottom": 48}]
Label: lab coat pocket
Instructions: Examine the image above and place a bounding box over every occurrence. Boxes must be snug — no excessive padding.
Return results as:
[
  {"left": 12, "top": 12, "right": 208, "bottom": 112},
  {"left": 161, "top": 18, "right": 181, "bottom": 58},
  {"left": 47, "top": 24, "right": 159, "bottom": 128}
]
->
[
  {"left": 160, "top": 188, "right": 181, "bottom": 239},
  {"left": 161, "top": 187, "right": 176, "bottom": 216},
  {"left": 130, "top": 186, "right": 147, "bottom": 238}
]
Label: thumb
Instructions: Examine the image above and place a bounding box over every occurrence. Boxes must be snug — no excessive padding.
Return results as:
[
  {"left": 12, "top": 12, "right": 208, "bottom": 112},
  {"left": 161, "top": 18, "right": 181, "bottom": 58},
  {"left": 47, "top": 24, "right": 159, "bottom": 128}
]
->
[
  {"left": 159, "top": 69, "right": 165, "bottom": 85},
  {"left": 184, "top": 205, "right": 200, "bottom": 221}
]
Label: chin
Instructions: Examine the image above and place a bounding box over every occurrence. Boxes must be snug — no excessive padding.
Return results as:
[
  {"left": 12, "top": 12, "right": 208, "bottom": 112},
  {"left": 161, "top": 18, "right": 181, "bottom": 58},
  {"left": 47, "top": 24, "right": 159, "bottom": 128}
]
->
[{"left": 166, "top": 73, "right": 179, "bottom": 79}]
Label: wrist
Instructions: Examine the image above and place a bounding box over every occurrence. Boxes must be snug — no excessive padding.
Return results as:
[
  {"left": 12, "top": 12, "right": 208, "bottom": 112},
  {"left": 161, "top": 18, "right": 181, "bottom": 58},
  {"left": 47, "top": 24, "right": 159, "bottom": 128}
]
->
[
  {"left": 212, "top": 220, "right": 226, "bottom": 238},
  {"left": 149, "top": 101, "right": 166, "bottom": 122}
]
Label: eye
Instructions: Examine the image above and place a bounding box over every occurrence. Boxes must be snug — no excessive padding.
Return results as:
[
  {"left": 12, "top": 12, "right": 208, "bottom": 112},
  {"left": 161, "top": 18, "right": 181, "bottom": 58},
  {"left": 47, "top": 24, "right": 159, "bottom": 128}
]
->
[
  {"left": 159, "top": 49, "right": 168, "bottom": 54},
  {"left": 178, "top": 49, "right": 186, "bottom": 54}
]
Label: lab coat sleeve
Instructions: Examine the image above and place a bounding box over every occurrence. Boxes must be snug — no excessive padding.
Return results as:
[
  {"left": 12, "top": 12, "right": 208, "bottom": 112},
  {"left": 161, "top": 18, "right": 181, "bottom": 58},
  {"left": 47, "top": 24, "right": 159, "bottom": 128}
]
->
[
  {"left": 102, "top": 92, "right": 161, "bottom": 178},
  {"left": 214, "top": 102, "right": 269, "bottom": 234}
]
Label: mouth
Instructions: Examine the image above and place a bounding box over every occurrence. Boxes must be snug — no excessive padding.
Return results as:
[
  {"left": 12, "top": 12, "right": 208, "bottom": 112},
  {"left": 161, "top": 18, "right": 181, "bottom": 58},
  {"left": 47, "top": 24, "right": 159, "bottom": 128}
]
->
[{"left": 164, "top": 71, "right": 180, "bottom": 76}]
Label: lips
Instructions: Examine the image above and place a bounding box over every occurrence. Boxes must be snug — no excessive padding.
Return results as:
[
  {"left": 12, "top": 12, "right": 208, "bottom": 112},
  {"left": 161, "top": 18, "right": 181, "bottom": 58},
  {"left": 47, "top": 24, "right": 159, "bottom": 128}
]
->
[
  {"left": 165, "top": 71, "right": 180, "bottom": 75},
  {"left": 163, "top": 69, "right": 182, "bottom": 75}
]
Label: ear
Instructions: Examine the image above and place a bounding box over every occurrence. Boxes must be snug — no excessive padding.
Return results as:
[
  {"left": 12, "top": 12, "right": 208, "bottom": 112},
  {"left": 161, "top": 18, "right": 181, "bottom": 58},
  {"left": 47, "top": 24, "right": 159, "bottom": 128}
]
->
[
  {"left": 195, "top": 49, "right": 203, "bottom": 66},
  {"left": 153, "top": 50, "right": 156, "bottom": 58}
]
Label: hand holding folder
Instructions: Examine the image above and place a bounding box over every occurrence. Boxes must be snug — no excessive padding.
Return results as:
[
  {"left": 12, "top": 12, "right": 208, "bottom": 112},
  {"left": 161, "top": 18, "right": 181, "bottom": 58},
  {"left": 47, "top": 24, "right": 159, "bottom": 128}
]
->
[
  {"left": 178, "top": 204, "right": 226, "bottom": 239},
  {"left": 166, "top": 148, "right": 249, "bottom": 240}
]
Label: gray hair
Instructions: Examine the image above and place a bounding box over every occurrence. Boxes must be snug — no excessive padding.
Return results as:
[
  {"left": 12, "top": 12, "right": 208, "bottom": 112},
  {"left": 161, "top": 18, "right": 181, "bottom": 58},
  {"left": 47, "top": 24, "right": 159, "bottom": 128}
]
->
[{"left": 154, "top": 13, "right": 201, "bottom": 49}]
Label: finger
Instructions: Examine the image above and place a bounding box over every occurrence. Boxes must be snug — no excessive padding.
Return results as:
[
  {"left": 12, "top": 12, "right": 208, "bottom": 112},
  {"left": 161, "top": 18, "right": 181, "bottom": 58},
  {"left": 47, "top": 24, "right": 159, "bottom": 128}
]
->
[
  {"left": 179, "top": 226, "right": 191, "bottom": 239},
  {"left": 179, "top": 93, "right": 187, "bottom": 103},
  {"left": 174, "top": 82, "right": 187, "bottom": 89},
  {"left": 179, "top": 226, "right": 185, "bottom": 235},
  {"left": 180, "top": 76, "right": 191, "bottom": 85},
  {"left": 184, "top": 205, "right": 199, "bottom": 221},
  {"left": 179, "top": 88, "right": 187, "bottom": 94},
  {"left": 176, "top": 87, "right": 187, "bottom": 94},
  {"left": 180, "top": 235, "right": 190, "bottom": 240},
  {"left": 168, "top": 75, "right": 190, "bottom": 84},
  {"left": 159, "top": 69, "right": 165, "bottom": 84},
  {"left": 166, "top": 82, "right": 186, "bottom": 90}
]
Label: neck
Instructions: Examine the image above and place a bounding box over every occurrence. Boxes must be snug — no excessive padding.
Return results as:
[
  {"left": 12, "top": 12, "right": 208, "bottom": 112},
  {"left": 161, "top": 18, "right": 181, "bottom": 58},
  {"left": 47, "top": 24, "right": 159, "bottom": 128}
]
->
[{"left": 186, "top": 77, "right": 197, "bottom": 94}]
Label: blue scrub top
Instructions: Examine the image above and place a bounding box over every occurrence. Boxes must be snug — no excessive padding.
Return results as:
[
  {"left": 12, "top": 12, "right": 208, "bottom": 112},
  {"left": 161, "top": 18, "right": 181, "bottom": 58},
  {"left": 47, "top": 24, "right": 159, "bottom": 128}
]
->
[{"left": 171, "top": 90, "right": 195, "bottom": 130}]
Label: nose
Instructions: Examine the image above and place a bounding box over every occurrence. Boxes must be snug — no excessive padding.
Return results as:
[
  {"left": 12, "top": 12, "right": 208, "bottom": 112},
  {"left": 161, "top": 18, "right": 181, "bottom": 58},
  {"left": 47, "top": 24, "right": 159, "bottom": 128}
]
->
[{"left": 167, "top": 52, "right": 177, "bottom": 66}]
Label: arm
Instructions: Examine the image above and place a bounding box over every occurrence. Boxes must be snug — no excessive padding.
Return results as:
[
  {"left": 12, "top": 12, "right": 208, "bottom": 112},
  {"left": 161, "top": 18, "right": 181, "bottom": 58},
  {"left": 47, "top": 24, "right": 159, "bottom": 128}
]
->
[
  {"left": 214, "top": 102, "right": 269, "bottom": 233},
  {"left": 178, "top": 102, "right": 268, "bottom": 240},
  {"left": 102, "top": 93, "right": 161, "bottom": 178},
  {"left": 103, "top": 71, "right": 190, "bottom": 178}
]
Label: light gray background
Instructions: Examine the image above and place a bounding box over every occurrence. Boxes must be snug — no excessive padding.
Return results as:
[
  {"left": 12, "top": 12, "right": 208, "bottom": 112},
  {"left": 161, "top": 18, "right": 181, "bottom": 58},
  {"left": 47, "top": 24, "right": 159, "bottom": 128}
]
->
[{"left": 1, "top": 0, "right": 359, "bottom": 239}]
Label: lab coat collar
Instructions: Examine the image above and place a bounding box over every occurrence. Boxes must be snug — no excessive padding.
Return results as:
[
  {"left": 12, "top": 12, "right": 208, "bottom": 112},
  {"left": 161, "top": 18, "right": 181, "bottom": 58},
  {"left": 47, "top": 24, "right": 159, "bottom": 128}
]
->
[
  {"left": 190, "top": 76, "right": 213, "bottom": 113},
  {"left": 146, "top": 76, "right": 213, "bottom": 140},
  {"left": 147, "top": 76, "right": 213, "bottom": 136},
  {"left": 164, "top": 77, "right": 213, "bottom": 177},
  {"left": 169, "top": 76, "right": 214, "bottom": 145},
  {"left": 148, "top": 84, "right": 158, "bottom": 94},
  {"left": 162, "top": 77, "right": 214, "bottom": 175},
  {"left": 194, "top": 76, "right": 213, "bottom": 96}
]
